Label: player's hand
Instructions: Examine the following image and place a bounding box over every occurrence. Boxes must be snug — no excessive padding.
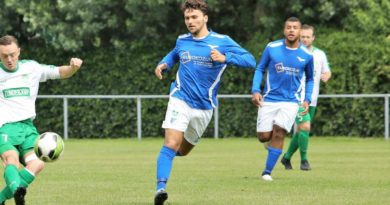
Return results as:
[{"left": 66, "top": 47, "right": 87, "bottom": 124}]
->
[
  {"left": 301, "top": 101, "right": 309, "bottom": 115},
  {"left": 155, "top": 63, "right": 167, "bottom": 80},
  {"left": 320, "top": 72, "right": 331, "bottom": 83},
  {"left": 251, "top": 93, "right": 264, "bottom": 107},
  {"left": 210, "top": 49, "right": 226, "bottom": 63},
  {"left": 70, "top": 58, "right": 83, "bottom": 71}
]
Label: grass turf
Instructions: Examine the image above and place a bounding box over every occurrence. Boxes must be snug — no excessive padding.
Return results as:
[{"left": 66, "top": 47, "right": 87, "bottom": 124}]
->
[{"left": 1, "top": 137, "right": 389, "bottom": 205}]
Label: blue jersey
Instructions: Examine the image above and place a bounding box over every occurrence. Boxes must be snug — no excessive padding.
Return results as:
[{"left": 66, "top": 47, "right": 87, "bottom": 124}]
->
[
  {"left": 160, "top": 31, "right": 256, "bottom": 110},
  {"left": 251, "top": 39, "right": 314, "bottom": 103}
]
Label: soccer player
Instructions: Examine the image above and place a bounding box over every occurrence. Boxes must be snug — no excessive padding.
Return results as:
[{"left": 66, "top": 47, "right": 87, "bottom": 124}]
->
[
  {"left": 281, "top": 24, "right": 331, "bottom": 171},
  {"left": 153, "top": 0, "right": 256, "bottom": 204},
  {"left": 0, "top": 35, "right": 83, "bottom": 205},
  {"left": 251, "top": 17, "right": 314, "bottom": 181}
]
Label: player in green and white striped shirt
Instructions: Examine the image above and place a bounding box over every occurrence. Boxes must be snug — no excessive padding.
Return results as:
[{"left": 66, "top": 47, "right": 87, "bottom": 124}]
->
[
  {"left": 281, "top": 24, "right": 331, "bottom": 171},
  {"left": 0, "top": 35, "right": 83, "bottom": 205}
]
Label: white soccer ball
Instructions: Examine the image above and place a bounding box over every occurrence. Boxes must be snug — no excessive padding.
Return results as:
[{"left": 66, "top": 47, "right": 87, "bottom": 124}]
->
[{"left": 34, "top": 132, "right": 65, "bottom": 162}]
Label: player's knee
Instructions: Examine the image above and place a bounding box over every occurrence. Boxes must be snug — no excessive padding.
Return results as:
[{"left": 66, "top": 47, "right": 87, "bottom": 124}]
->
[
  {"left": 177, "top": 150, "right": 189, "bottom": 156},
  {"left": 257, "top": 132, "right": 270, "bottom": 143},
  {"left": 2, "top": 151, "right": 20, "bottom": 166},
  {"left": 164, "top": 140, "right": 181, "bottom": 151},
  {"left": 299, "top": 122, "right": 311, "bottom": 131},
  {"left": 26, "top": 159, "right": 45, "bottom": 175},
  {"left": 272, "top": 126, "right": 287, "bottom": 141}
]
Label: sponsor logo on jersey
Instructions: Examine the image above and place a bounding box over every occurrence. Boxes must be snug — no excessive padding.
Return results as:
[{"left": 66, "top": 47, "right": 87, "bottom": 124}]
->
[
  {"left": 275, "top": 63, "right": 284, "bottom": 72},
  {"left": 275, "top": 63, "right": 299, "bottom": 75},
  {"left": 181, "top": 51, "right": 191, "bottom": 64},
  {"left": 3, "top": 87, "right": 30, "bottom": 98},
  {"left": 180, "top": 51, "right": 213, "bottom": 68}
]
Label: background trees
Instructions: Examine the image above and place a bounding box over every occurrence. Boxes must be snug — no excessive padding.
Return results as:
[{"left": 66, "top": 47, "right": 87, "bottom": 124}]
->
[{"left": 0, "top": 0, "right": 388, "bottom": 137}]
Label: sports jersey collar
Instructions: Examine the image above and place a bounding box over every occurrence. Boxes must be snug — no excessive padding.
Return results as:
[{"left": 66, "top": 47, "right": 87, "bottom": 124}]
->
[
  {"left": 0, "top": 62, "right": 19, "bottom": 73},
  {"left": 283, "top": 39, "right": 300, "bottom": 50},
  {"left": 192, "top": 29, "right": 212, "bottom": 40}
]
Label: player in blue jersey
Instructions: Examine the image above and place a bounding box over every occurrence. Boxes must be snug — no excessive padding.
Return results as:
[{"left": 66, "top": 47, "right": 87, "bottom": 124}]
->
[
  {"left": 281, "top": 24, "right": 332, "bottom": 171},
  {"left": 153, "top": 0, "right": 256, "bottom": 204},
  {"left": 251, "top": 17, "right": 314, "bottom": 181}
]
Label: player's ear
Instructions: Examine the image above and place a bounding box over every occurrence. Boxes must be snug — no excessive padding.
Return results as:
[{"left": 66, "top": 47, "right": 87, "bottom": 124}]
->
[{"left": 204, "top": 15, "right": 208, "bottom": 23}]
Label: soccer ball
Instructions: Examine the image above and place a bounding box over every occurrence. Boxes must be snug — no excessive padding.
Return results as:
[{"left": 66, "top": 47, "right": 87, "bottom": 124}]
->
[{"left": 34, "top": 132, "right": 65, "bottom": 162}]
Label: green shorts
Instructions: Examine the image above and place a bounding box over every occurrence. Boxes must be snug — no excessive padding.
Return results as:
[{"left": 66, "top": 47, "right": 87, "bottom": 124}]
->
[
  {"left": 295, "top": 106, "right": 315, "bottom": 124},
  {"left": 308, "top": 106, "right": 317, "bottom": 122},
  {"left": 0, "top": 119, "right": 39, "bottom": 159}
]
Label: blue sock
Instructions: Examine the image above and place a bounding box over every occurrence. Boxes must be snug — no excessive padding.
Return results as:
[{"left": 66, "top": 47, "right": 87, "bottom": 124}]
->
[
  {"left": 262, "top": 146, "right": 282, "bottom": 175},
  {"left": 156, "top": 146, "right": 176, "bottom": 191}
]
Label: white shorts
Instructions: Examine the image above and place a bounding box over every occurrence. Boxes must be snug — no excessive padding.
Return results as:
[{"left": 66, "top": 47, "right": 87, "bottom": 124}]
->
[
  {"left": 162, "top": 97, "right": 213, "bottom": 145},
  {"left": 256, "top": 102, "right": 299, "bottom": 133}
]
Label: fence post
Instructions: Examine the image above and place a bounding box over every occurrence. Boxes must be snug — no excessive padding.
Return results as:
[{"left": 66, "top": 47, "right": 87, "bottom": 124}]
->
[
  {"left": 63, "top": 97, "right": 68, "bottom": 140},
  {"left": 137, "top": 96, "right": 142, "bottom": 140},
  {"left": 214, "top": 106, "right": 219, "bottom": 139},
  {"left": 385, "top": 95, "right": 389, "bottom": 140}
]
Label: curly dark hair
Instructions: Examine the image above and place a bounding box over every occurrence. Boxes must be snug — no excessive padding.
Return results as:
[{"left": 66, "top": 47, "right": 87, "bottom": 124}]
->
[{"left": 181, "top": 0, "right": 208, "bottom": 15}]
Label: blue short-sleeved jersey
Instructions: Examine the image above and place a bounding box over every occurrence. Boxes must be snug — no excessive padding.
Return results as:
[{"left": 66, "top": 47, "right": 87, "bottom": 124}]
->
[
  {"left": 251, "top": 39, "right": 314, "bottom": 103},
  {"left": 160, "top": 31, "right": 256, "bottom": 110}
]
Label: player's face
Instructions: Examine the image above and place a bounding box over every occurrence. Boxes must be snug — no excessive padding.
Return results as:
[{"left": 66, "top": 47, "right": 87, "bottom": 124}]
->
[
  {"left": 284, "top": 21, "right": 301, "bottom": 43},
  {"left": 0, "top": 42, "right": 20, "bottom": 71},
  {"left": 300, "top": 29, "right": 315, "bottom": 48},
  {"left": 184, "top": 9, "right": 208, "bottom": 37}
]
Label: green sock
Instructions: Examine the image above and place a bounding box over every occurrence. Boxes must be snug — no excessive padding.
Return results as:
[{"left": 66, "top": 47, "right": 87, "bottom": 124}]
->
[
  {"left": 298, "top": 130, "right": 310, "bottom": 161},
  {"left": 284, "top": 132, "right": 299, "bottom": 160},
  {"left": 0, "top": 168, "right": 35, "bottom": 203},
  {"left": 0, "top": 186, "right": 12, "bottom": 202},
  {"left": 0, "top": 186, "right": 13, "bottom": 202},
  {"left": 4, "top": 164, "right": 21, "bottom": 193},
  {"left": 19, "top": 168, "right": 35, "bottom": 188}
]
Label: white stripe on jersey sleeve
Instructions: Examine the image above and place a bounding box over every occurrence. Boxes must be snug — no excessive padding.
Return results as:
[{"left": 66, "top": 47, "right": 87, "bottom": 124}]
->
[{"left": 208, "top": 64, "right": 227, "bottom": 108}]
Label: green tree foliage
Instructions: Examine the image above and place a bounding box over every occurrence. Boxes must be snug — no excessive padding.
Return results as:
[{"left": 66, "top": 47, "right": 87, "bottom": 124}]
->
[
  {"left": 346, "top": 0, "right": 390, "bottom": 37},
  {"left": 0, "top": 0, "right": 388, "bottom": 137}
]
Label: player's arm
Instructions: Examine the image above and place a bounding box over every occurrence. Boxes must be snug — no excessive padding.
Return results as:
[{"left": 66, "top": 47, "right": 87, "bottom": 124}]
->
[
  {"left": 303, "top": 56, "right": 315, "bottom": 108},
  {"left": 320, "top": 52, "right": 332, "bottom": 83},
  {"left": 59, "top": 58, "right": 83, "bottom": 79},
  {"left": 251, "top": 46, "right": 270, "bottom": 107},
  {"left": 221, "top": 37, "right": 256, "bottom": 68},
  {"left": 155, "top": 46, "right": 179, "bottom": 80},
  {"left": 321, "top": 71, "right": 331, "bottom": 83}
]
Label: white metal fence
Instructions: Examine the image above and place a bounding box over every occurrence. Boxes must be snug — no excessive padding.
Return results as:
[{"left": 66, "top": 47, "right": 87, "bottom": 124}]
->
[{"left": 38, "top": 94, "right": 390, "bottom": 140}]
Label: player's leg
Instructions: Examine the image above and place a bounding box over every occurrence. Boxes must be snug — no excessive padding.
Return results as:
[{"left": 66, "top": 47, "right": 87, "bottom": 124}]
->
[
  {"left": 0, "top": 142, "right": 17, "bottom": 204},
  {"left": 283, "top": 105, "right": 307, "bottom": 158},
  {"left": 156, "top": 104, "right": 212, "bottom": 205},
  {"left": 19, "top": 152, "right": 44, "bottom": 188},
  {"left": 155, "top": 97, "right": 191, "bottom": 205},
  {"left": 299, "top": 106, "right": 316, "bottom": 170},
  {"left": 1, "top": 150, "right": 21, "bottom": 195},
  {"left": 155, "top": 129, "right": 183, "bottom": 205},
  {"left": 256, "top": 102, "right": 278, "bottom": 180},
  {"left": 256, "top": 102, "right": 277, "bottom": 145},
  {"left": 281, "top": 124, "right": 299, "bottom": 170},
  {"left": 11, "top": 120, "right": 42, "bottom": 205},
  {"left": 0, "top": 125, "right": 24, "bottom": 204},
  {"left": 156, "top": 129, "right": 183, "bottom": 191},
  {"left": 298, "top": 122, "right": 311, "bottom": 170},
  {"left": 261, "top": 125, "right": 285, "bottom": 180},
  {"left": 178, "top": 107, "right": 212, "bottom": 156},
  {"left": 261, "top": 102, "right": 298, "bottom": 180},
  {"left": 19, "top": 122, "right": 44, "bottom": 188}
]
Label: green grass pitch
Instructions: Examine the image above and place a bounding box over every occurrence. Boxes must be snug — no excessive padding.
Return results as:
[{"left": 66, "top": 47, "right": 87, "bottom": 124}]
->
[{"left": 1, "top": 137, "right": 389, "bottom": 205}]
